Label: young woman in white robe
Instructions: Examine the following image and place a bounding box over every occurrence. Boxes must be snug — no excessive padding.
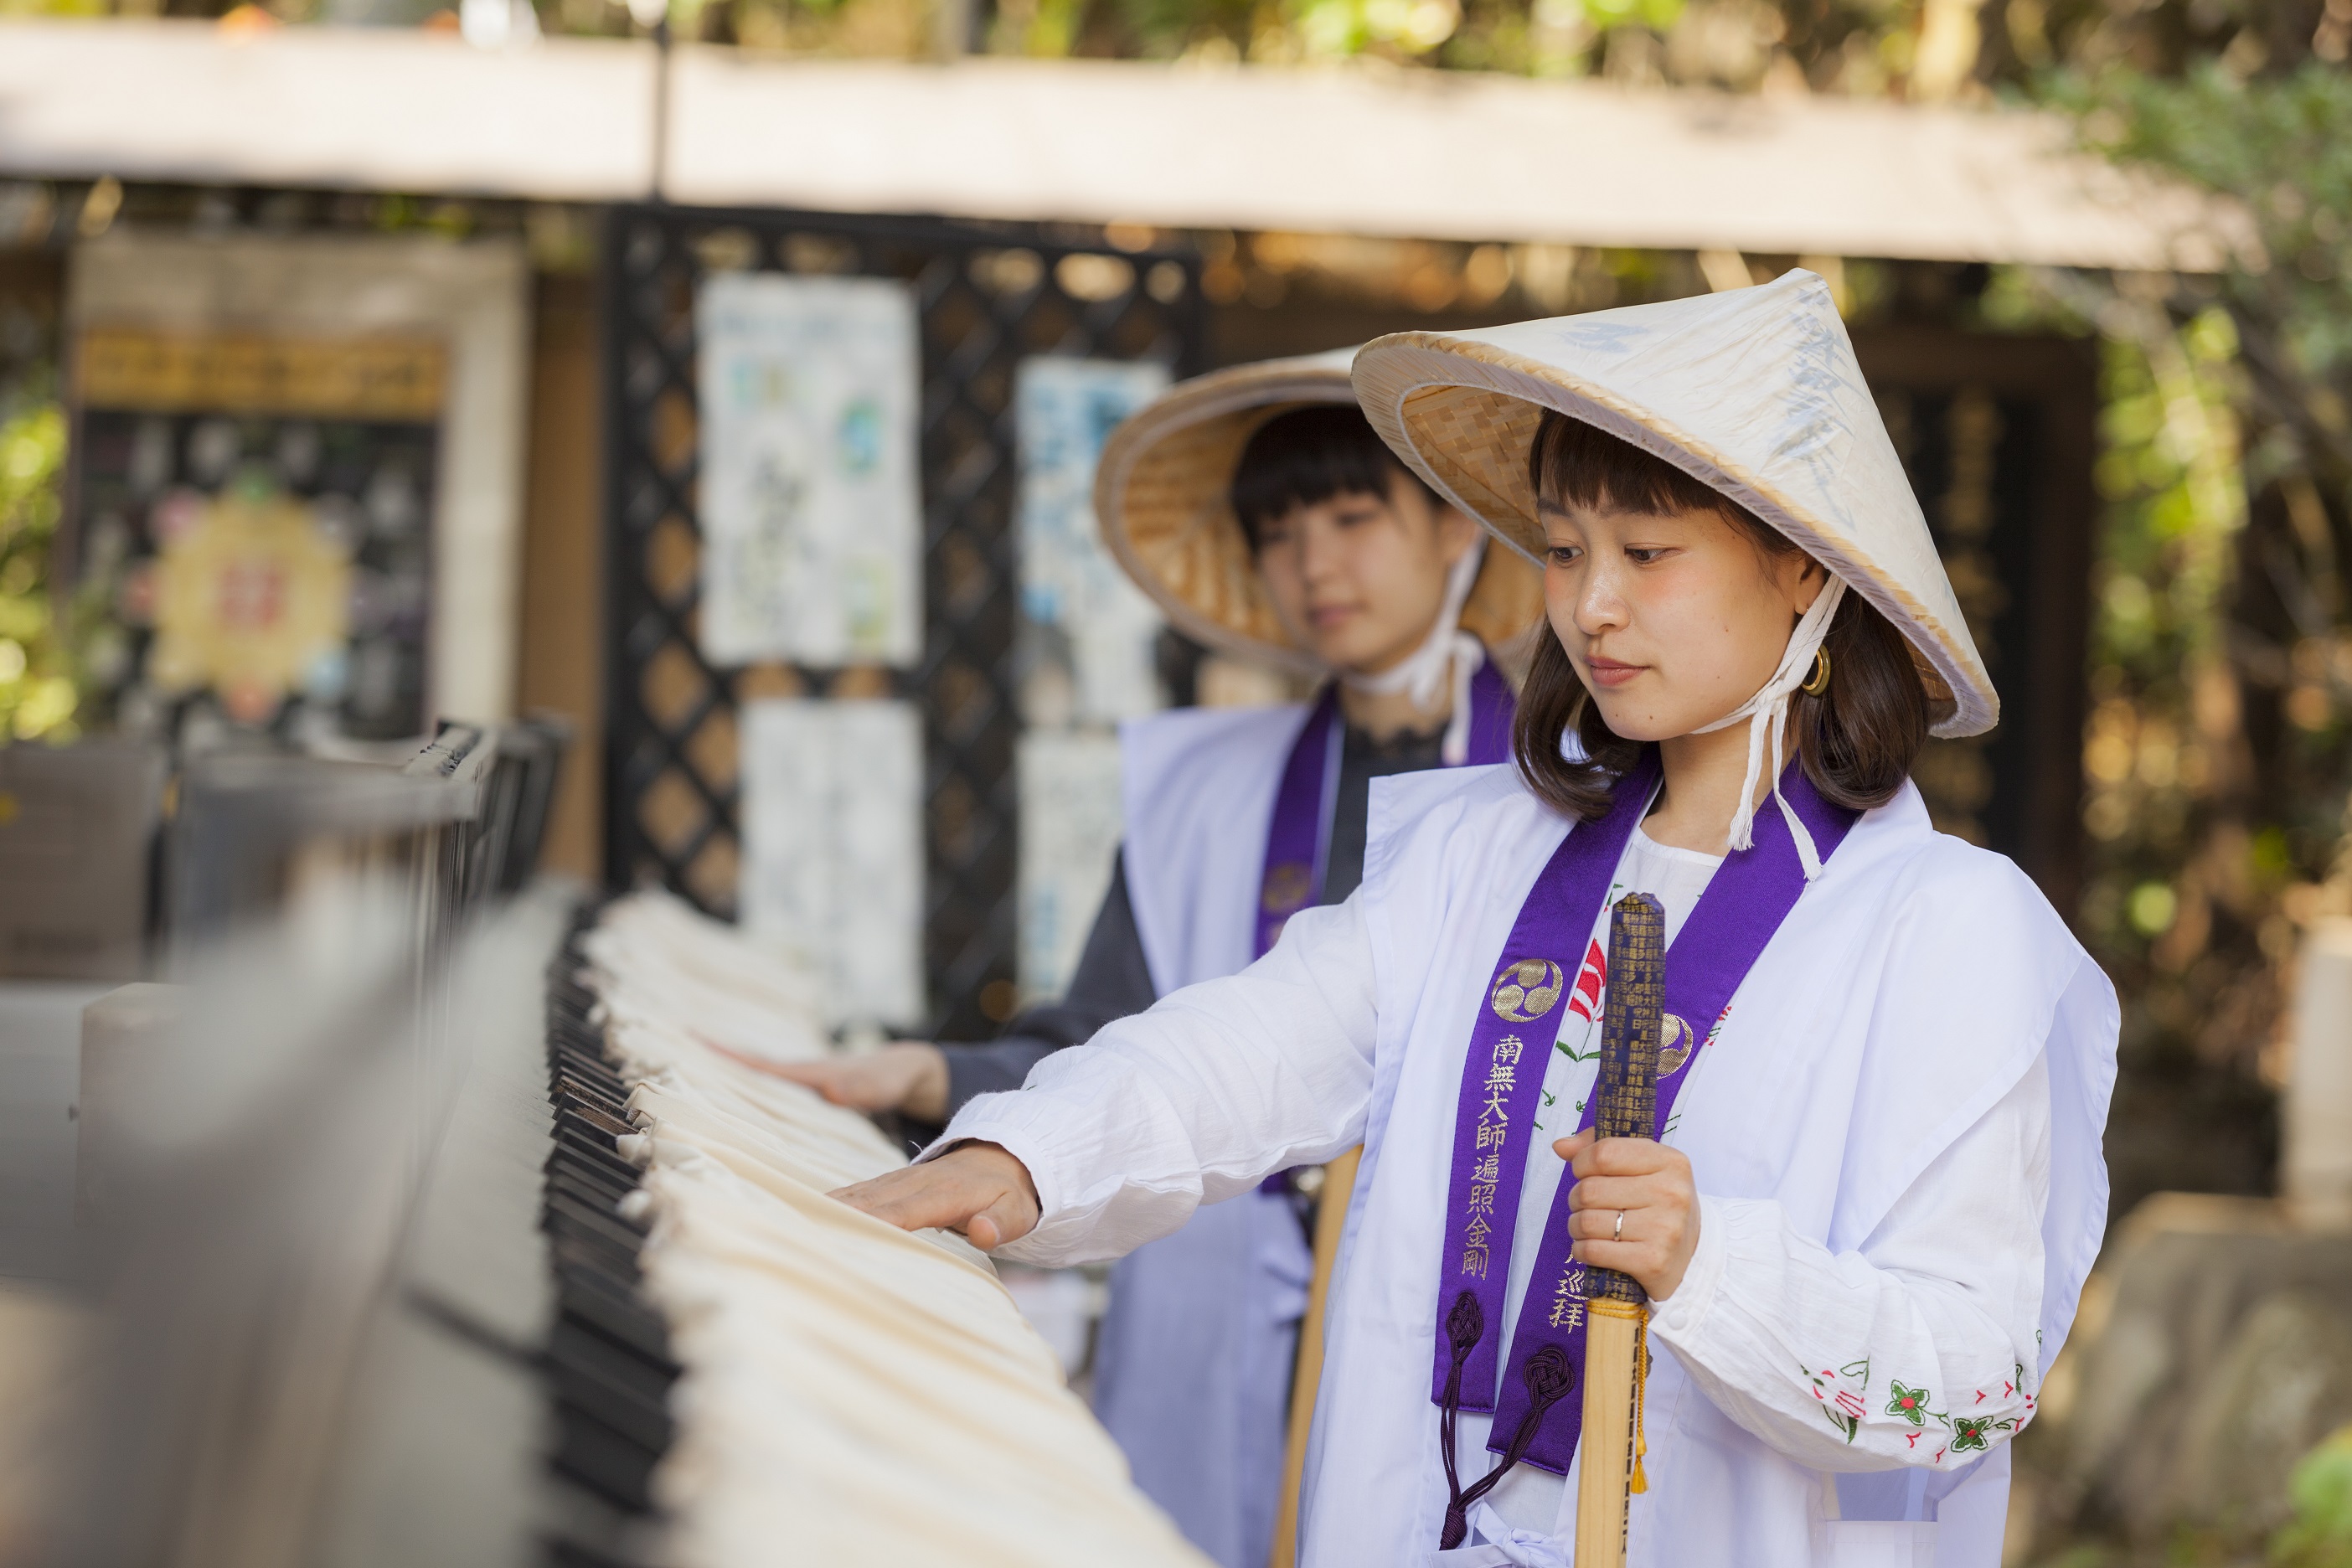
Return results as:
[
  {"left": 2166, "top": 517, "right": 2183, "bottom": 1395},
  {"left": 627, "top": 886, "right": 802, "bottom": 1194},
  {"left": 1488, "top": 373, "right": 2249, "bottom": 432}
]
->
[
  {"left": 832, "top": 272, "right": 2119, "bottom": 1568},
  {"left": 753, "top": 352, "right": 1542, "bottom": 1568}
]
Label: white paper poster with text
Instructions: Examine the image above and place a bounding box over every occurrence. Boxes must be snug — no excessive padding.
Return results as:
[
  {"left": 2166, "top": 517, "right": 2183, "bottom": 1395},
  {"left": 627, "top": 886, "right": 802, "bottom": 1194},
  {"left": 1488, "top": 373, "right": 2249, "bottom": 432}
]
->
[
  {"left": 698, "top": 274, "right": 921, "bottom": 668},
  {"left": 1015, "top": 357, "right": 1171, "bottom": 725},
  {"left": 1016, "top": 729, "right": 1124, "bottom": 1004},
  {"left": 740, "top": 699, "right": 925, "bottom": 1027}
]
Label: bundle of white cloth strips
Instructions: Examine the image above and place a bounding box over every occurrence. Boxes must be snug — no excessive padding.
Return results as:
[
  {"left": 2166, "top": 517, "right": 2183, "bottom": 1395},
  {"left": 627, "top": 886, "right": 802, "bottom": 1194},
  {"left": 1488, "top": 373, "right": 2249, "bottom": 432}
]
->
[{"left": 579, "top": 891, "right": 1209, "bottom": 1568}]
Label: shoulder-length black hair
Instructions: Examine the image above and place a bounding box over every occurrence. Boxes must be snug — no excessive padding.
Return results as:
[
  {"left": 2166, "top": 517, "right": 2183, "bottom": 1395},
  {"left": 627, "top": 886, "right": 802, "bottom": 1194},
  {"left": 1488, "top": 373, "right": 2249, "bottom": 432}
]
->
[{"left": 1513, "top": 410, "right": 1932, "bottom": 822}]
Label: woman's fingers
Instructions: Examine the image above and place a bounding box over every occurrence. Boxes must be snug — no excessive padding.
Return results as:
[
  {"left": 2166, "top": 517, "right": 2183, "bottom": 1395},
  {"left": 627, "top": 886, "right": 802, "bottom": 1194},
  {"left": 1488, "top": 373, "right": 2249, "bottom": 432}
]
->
[
  {"left": 702, "top": 1036, "right": 805, "bottom": 1078},
  {"left": 707, "top": 1043, "right": 946, "bottom": 1115},
  {"left": 1551, "top": 1132, "right": 1679, "bottom": 1178},
  {"left": 720, "top": 1044, "right": 941, "bottom": 1114},
  {"left": 831, "top": 1142, "right": 1039, "bottom": 1250},
  {"left": 1567, "top": 1134, "right": 1679, "bottom": 1179},
  {"left": 1568, "top": 1202, "right": 1632, "bottom": 1240},
  {"left": 1550, "top": 1127, "right": 1596, "bottom": 1162},
  {"left": 1565, "top": 1199, "right": 1687, "bottom": 1239},
  {"left": 889, "top": 1043, "right": 952, "bottom": 1122},
  {"left": 1568, "top": 1237, "right": 1657, "bottom": 1274},
  {"left": 832, "top": 1164, "right": 981, "bottom": 1232},
  {"left": 1566, "top": 1200, "right": 1674, "bottom": 1268},
  {"left": 759, "top": 1058, "right": 842, "bottom": 1090},
  {"left": 967, "top": 1186, "right": 1041, "bottom": 1251},
  {"left": 1563, "top": 1173, "right": 1654, "bottom": 1214},
  {"left": 1554, "top": 1137, "right": 1702, "bottom": 1300},
  {"left": 797, "top": 1065, "right": 876, "bottom": 1108},
  {"left": 704, "top": 1042, "right": 865, "bottom": 1104}
]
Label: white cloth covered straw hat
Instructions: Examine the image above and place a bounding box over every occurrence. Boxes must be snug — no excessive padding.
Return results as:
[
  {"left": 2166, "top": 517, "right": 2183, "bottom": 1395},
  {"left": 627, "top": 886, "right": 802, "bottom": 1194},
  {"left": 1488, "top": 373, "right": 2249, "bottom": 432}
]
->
[
  {"left": 1350, "top": 271, "right": 1994, "bottom": 737},
  {"left": 1095, "top": 348, "right": 1543, "bottom": 673}
]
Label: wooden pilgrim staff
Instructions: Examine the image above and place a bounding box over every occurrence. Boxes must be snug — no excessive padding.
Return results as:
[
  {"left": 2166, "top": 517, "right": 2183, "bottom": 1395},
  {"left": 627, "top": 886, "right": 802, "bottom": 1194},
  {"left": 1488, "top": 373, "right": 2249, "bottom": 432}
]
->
[
  {"left": 1572, "top": 892, "right": 1664, "bottom": 1568},
  {"left": 1268, "top": 1144, "right": 1362, "bottom": 1568}
]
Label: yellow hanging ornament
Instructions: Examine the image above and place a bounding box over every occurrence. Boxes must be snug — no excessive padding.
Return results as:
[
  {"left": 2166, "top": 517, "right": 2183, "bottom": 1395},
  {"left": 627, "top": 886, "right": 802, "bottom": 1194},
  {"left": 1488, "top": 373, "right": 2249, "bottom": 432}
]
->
[{"left": 1629, "top": 1316, "right": 1650, "bottom": 1495}]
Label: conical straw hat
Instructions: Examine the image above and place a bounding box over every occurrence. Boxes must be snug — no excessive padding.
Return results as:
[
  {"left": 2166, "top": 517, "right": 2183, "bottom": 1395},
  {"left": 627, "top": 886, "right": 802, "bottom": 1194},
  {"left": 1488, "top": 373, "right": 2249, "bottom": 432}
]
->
[
  {"left": 1096, "top": 348, "right": 1543, "bottom": 673},
  {"left": 1351, "top": 271, "right": 1994, "bottom": 737}
]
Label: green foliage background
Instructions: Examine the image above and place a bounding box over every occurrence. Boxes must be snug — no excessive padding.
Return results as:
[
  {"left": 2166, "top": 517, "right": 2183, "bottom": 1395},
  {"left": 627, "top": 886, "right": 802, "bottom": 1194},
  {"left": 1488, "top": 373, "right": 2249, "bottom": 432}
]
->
[
  {"left": 1994, "top": 64, "right": 2352, "bottom": 1218},
  {"left": 0, "top": 391, "right": 76, "bottom": 742}
]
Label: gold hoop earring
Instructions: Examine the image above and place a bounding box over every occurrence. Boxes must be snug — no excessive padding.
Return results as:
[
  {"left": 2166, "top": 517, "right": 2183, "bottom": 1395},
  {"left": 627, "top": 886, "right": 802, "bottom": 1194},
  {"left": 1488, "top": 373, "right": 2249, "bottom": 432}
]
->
[{"left": 1800, "top": 647, "right": 1832, "bottom": 698}]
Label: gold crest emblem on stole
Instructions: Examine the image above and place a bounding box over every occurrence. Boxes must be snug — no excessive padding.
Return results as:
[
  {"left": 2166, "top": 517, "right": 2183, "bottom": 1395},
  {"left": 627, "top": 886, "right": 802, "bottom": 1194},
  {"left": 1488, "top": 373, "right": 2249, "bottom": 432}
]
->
[
  {"left": 1658, "top": 1014, "right": 1694, "bottom": 1075},
  {"left": 1489, "top": 959, "right": 1565, "bottom": 1023},
  {"left": 1261, "top": 862, "right": 1313, "bottom": 914}
]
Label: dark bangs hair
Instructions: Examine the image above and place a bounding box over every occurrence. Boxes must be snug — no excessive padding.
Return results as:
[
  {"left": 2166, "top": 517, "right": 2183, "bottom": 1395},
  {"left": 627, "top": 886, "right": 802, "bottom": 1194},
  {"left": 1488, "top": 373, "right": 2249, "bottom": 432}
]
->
[
  {"left": 1229, "top": 405, "right": 1435, "bottom": 549},
  {"left": 1514, "top": 409, "right": 1932, "bottom": 823}
]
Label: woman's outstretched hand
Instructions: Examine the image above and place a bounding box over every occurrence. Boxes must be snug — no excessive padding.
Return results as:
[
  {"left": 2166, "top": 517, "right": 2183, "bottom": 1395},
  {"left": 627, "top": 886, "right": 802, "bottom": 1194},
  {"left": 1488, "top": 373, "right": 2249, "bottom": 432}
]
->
[
  {"left": 833, "top": 1141, "right": 1041, "bottom": 1252},
  {"left": 1555, "top": 1127, "right": 1702, "bottom": 1302},
  {"left": 710, "top": 1039, "right": 952, "bottom": 1122}
]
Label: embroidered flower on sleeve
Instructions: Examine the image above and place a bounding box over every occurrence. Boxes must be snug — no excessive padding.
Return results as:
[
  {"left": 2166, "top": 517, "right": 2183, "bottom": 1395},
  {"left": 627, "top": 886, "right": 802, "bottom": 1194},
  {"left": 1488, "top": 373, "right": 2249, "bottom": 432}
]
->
[
  {"left": 1885, "top": 1382, "right": 1930, "bottom": 1426},
  {"left": 1805, "top": 1359, "right": 1870, "bottom": 1443},
  {"left": 1949, "top": 1417, "right": 1990, "bottom": 1453}
]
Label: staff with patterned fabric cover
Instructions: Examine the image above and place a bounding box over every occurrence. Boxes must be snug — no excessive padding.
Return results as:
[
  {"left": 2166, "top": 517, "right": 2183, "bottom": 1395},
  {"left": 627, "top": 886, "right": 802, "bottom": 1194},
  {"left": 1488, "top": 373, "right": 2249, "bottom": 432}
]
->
[
  {"left": 833, "top": 273, "right": 2120, "bottom": 1568},
  {"left": 759, "top": 348, "right": 1543, "bottom": 1568}
]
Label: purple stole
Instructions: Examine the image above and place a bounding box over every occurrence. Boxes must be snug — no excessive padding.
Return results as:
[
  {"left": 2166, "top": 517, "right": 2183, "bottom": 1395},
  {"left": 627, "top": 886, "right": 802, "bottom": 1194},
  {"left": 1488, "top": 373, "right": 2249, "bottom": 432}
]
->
[
  {"left": 1252, "top": 658, "right": 1515, "bottom": 959},
  {"left": 1431, "top": 748, "right": 1857, "bottom": 1478}
]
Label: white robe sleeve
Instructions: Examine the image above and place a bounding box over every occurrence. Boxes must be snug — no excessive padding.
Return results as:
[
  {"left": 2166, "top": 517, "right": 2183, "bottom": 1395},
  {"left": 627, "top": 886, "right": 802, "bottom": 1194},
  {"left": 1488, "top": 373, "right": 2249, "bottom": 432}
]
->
[
  {"left": 1649, "top": 1054, "right": 2051, "bottom": 1472},
  {"left": 928, "top": 898, "right": 1380, "bottom": 1268}
]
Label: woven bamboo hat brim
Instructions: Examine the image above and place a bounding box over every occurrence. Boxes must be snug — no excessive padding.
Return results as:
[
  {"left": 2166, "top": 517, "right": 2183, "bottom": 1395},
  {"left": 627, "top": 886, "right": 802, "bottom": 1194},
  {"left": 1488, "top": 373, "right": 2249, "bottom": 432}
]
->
[
  {"left": 1096, "top": 348, "right": 1543, "bottom": 672},
  {"left": 1351, "top": 271, "right": 1994, "bottom": 738}
]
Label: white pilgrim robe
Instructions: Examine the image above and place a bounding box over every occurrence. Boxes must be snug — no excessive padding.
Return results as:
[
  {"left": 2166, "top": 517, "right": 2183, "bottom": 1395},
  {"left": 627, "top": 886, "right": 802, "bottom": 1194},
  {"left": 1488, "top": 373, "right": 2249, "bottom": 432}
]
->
[
  {"left": 1095, "top": 700, "right": 1319, "bottom": 1568},
  {"left": 940, "top": 762, "right": 2118, "bottom": 1568},
  {"left": 1119, "top": 701, "right": 1308, "bottom": 998}
]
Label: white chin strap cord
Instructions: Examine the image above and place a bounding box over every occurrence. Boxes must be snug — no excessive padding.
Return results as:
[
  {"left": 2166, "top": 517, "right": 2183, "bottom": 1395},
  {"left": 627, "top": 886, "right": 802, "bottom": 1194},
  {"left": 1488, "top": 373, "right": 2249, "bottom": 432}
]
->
[
  {"left": 1340, "top": 537, "right": 1488, "bottom": 766},
  {"left": 1690, "top": 576, "right": 1847, "bottom": 879}
]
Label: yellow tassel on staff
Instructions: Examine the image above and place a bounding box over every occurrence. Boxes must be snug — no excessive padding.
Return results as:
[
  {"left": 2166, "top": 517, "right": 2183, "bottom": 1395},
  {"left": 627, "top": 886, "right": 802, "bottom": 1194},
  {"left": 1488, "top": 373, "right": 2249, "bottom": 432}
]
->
[{"left": 1629, "top": 1315, "right": 1649, "bottom": 1495}]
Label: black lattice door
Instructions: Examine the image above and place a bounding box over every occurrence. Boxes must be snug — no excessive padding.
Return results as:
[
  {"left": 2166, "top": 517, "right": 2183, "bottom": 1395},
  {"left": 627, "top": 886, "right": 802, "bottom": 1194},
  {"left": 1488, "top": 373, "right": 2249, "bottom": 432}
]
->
[
  {"left": 601, "top": 205, "right": 1204, "bottom": 1037},
  {"left": 1855, "top": 328, "right": 2099, "bottom": 915}
]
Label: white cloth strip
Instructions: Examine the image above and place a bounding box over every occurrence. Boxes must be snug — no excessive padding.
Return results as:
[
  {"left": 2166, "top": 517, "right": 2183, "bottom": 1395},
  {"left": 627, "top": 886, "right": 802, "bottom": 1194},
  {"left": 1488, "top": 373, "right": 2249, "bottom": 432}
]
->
[
  {"left": 1690, "top": 576, "right": 1847, "bottom": 876},
  {"left": 1340, "top": 537, "right": 1489, "bottom": 765}
]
